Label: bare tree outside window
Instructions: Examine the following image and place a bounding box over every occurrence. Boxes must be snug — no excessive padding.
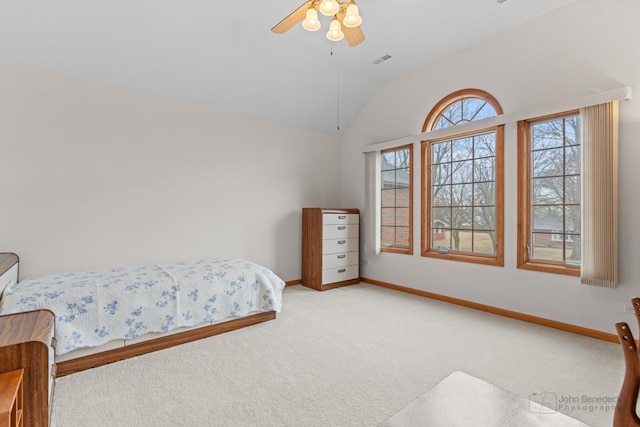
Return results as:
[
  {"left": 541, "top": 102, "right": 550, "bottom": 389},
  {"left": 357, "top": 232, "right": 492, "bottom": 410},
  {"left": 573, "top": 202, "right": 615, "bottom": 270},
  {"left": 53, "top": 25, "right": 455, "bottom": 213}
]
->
[
  {"left": 530, "top": 115, "right": 581, "bottom": 264},
  {"left": 422, "top": 89, "right": 504, "bottom": 266},
  {"left": 431, "top": 132, "right": 497, "bottom": 255}
]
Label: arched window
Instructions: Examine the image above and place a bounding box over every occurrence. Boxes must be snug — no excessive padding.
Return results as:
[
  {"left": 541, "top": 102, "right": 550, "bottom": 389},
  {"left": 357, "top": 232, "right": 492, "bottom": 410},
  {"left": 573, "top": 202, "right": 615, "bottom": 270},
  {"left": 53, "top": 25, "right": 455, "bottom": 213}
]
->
[
  {"left": 421, "top": 89, "right": 504, "bottom": 266},
  {"left": 423, "top": 89, "right": 502, "bottom": 130}
]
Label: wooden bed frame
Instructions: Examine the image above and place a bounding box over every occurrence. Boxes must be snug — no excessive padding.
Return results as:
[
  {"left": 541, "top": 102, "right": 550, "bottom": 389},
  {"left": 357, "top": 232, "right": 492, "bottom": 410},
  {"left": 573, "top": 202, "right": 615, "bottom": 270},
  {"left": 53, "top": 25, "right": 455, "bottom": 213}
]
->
[{"left": 0, "top": 253, "right": 276, "bottom": 377}]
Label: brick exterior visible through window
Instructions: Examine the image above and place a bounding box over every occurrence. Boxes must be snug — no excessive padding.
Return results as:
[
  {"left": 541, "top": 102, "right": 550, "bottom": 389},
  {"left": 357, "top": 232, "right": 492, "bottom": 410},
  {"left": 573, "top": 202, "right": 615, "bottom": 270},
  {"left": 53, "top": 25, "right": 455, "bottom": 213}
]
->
[{"left": 381, "top": 145, "right": 413, "bottom": 254}]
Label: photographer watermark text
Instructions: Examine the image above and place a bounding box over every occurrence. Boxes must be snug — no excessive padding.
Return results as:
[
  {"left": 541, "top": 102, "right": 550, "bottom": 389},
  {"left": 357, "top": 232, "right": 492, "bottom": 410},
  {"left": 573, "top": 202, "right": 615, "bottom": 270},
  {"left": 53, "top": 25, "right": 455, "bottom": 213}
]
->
[{"left": 529, "top": 392, "right": 618, "bottom": 414}]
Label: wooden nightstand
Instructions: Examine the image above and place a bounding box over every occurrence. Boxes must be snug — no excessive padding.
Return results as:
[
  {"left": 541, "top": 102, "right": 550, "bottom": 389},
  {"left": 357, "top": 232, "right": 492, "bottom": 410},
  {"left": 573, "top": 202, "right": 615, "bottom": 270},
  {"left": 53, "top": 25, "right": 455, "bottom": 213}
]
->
[
  {"left": 0, "top": 369, "right": 24, "bottom": 427},
  {"left": 0, "top": 310, "right": 56, "bottom": 427}
]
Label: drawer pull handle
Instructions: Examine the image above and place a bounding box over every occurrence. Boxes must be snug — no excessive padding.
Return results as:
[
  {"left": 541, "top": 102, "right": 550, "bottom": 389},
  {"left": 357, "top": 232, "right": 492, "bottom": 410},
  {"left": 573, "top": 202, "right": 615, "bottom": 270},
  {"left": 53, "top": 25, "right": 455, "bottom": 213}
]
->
[
  {"left": 338, "top": 240, "right": 346, "bottom": 244},
  {"left": 337, "top": 254, "right": 346, "bottom": 259},
  {"left": 338, "top": 215, "right": 346, "bottom": 219},
  {"left": 338, "top": 268, "right": 346, "bottom": 273},
  {"left": 338, "top": 226, "right": 346, "bottom": 230}
]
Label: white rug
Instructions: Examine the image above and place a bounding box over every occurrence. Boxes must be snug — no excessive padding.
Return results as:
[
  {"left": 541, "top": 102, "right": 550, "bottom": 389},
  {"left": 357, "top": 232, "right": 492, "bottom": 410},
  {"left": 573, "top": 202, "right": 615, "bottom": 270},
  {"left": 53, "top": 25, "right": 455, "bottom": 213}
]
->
[
  {"left": 381, "top": 371, "right": 590, "bottom": 426},
  {"left": 51, "top": 284, "right": 623, "bottom": 426}
]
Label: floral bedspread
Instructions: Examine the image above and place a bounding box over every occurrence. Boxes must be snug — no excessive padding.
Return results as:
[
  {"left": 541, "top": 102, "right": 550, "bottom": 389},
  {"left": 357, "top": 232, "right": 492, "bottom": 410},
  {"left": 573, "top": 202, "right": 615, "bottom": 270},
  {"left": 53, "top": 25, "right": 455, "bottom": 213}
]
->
[{"left": 0, "top": 258, "right": 284, "bottom": 355}]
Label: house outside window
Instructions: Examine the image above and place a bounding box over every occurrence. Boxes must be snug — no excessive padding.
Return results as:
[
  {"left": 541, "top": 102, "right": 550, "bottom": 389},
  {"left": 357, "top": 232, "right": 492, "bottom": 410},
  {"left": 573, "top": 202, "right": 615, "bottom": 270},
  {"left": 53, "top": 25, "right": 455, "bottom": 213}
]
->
[
  {"left": 421, "top": 89, "right": 504, "bottom": 266},
  {"left": 551, "top": 233, "right": 575, "bottom": 243}
]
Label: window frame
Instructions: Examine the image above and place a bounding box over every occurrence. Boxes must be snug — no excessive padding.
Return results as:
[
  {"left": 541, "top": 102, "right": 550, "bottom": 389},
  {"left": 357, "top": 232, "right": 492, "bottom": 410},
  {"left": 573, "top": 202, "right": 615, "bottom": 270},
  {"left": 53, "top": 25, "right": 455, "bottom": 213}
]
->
[
  {"left": 420, "top": 89, "right": 504, "bottom": 267},
  {"left": 423, "top": 88, "right": 503, "bottom": 131},
  {"left": 380, "top": 144, "right": 413, "bottom": 255},
  {"left": 517, "top": 110, "right": 581, "bottom": 277}
]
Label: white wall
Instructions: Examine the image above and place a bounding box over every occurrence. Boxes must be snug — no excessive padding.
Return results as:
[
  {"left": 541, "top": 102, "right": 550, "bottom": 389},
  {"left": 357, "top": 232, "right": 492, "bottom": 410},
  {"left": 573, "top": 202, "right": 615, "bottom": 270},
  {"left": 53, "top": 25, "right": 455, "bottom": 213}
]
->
[
  {"left": 0, "top": 61, "right": 341, "bottom": 280},
  {"left": 340, "top": 0, "right": 640, "bottom": 334},
  {"left": 2, "top": 0, "right": 638, "bottom": 336}
]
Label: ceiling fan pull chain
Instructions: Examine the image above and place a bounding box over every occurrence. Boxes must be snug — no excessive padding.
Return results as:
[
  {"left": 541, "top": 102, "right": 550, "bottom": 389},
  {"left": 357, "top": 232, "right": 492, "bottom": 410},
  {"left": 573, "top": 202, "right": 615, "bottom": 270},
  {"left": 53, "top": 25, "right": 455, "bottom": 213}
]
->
[{"left": 331, "top": 42, "right": 341, "bottom": 131}]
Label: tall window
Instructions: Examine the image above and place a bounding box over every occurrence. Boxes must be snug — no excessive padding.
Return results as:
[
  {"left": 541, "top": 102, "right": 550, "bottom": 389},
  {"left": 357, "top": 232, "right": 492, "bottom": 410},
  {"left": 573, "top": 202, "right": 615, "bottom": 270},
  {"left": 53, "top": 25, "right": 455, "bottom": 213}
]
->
[
  {"left": 381, "top": 145, "right": 413, "bottom": 254},
  {"left": 517, "top": 111, "right": 581, "bottom": 276},
  {"left": 421, "top": 89, "right": 504, "bottom": 266}
]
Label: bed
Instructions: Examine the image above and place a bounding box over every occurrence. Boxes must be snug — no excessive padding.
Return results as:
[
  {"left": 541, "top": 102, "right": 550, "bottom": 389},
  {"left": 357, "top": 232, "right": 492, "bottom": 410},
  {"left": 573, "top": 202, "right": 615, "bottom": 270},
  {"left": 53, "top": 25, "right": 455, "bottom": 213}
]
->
[{"left": 0, "top": 253, "right": 285, "bottom": 376}]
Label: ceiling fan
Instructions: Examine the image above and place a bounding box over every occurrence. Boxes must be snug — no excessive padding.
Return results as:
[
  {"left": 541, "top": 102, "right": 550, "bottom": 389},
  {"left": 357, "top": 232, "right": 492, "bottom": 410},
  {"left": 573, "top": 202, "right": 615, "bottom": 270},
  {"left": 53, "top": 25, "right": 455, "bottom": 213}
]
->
[{"left": 271, "top": 0, "right": 365, "bottom": 47}]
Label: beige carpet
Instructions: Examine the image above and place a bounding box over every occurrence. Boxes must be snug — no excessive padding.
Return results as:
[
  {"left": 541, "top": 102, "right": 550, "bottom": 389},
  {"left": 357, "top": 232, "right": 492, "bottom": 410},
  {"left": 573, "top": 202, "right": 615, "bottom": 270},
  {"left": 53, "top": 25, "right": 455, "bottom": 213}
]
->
[{"left": 51, "top": 284, "right": 624, "bottom": 427}]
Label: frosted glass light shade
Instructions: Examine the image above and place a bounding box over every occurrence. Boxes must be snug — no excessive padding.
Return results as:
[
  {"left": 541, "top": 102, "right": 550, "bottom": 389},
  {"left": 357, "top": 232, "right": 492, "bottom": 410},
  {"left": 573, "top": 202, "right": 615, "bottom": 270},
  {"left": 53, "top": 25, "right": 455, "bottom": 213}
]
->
[
  {"left": 326, "top": 17, "right": 344, "bottom": 41},
  {"left": 319, "top": 0, "right": 340, "bottom": 16},
  {"left": 302, "top": 8, "right": 321, "bottom": 32},
  {"left": 343, "top": 2, "right": 362, "bottom": 28}
]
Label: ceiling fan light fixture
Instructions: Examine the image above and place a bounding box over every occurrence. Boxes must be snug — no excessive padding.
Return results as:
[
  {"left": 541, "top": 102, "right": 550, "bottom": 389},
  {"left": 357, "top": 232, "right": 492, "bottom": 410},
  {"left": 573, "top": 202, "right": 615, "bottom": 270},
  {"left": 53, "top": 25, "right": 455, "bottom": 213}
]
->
[
  {"left": 343, "top": 1, "right": 362, "bottom": 28},
  {"left": 271, "top": 0, "right": 364, "bottom": 47},
  {"left": 319, "top": 0, "right": 340, "bottom": 17},
  {"left": 326, "top": 16, "right": 344, "bottom": 41},
  {"left": 302, "top": 7, "right": 321, "bottom": 32}
]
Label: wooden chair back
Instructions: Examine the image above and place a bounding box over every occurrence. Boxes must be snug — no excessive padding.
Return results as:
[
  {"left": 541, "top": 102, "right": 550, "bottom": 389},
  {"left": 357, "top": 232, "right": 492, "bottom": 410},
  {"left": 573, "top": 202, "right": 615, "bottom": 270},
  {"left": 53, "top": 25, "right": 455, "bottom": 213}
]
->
[{"left": 614, "top": 297, "right": 640, "bottom": 427}]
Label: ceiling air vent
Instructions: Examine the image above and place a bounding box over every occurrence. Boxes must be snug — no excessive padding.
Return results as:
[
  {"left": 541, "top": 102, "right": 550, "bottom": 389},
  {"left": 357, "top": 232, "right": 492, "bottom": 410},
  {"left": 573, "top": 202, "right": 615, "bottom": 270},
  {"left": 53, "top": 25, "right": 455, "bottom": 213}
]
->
[{"left": 373, "top": 54, "right": 392, "bottom": 65}]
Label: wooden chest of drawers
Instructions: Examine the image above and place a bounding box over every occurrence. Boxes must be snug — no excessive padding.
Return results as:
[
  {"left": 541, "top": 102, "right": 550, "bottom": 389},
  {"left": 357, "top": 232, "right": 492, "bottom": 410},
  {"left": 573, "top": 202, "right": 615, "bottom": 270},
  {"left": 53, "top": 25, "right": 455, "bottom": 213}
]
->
[
  {"left": 0, "top": 310, "right": 56, "bottom": 427},
  {"left": 302, "top": 208, "right": 359, "bottom": 291}
]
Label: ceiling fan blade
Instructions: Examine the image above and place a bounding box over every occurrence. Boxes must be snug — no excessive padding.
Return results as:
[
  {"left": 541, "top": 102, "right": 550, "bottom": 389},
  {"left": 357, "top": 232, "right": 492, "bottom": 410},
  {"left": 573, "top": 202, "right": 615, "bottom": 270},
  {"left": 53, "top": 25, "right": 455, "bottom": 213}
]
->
[
  {"left": 271, "top": 0, "right": 314, "bottom": 34},
  {"left": 342, "top": 25, "right": 365, "bottom": 47},
  {"left": 338, "top": 10, "right": 365, "bottom": 47}
]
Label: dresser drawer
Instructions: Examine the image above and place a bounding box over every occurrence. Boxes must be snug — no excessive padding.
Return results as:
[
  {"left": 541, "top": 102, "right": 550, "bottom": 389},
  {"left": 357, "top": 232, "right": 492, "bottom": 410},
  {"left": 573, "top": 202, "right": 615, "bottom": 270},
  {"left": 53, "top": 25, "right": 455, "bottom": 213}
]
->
[
  {"left": 322, "top": 224, "right": 359, "bottom": 239},
  {"left": 322, "top": 252, "right": 358, "bottom": 269},
  {"left": 49, "top": 363, "right": 57, "bottom": 402},
  {"left": 323, "top": 213, "right": 359, "bottom": 225},
  {"left": 322, "top": 238, "right": 359, "bottom": 254},
  {"left": 49, "top": 336, "right": 56, "bottom": 401},
  {"left": 322, "top": 265, "right": 359, "bottom": 285},
  {"left": 49, "top": 337, "right": 56, "bottom": 368},
  {"left": 0, "top": 309, "right": 55, "bottom": 427}
]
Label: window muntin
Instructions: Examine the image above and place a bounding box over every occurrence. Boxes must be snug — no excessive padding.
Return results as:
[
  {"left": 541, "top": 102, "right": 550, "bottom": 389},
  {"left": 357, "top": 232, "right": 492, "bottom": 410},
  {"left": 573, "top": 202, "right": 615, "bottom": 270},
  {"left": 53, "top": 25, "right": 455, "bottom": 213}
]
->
[
  {"left": 517, "top": 111, "right": 581, "bottom": 276},
  {"left": 381, "top": 145, "right": 413, "bottom": 254},
  {"left": 423, "top": 88, "right": 502, "bottom": 132},
  {"left": 430, "top": 131, "right": 498, "bottom": 256},
  {"left": 433, "top": 98, "right": 498, "bottom": 129},
  {"left": 422, "top": 89, "right": 504, "bottom": 266},
  {"left": 529, "top": 114, "right": 581, "bottom": 264}
]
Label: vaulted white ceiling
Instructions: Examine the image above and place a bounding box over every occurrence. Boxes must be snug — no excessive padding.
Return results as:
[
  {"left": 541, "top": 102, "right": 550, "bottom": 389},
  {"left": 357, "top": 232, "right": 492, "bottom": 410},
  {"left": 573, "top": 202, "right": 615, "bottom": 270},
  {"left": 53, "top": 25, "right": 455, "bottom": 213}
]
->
[{"left": 0, "top": 0, "right": 577, "bottom": 135}]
